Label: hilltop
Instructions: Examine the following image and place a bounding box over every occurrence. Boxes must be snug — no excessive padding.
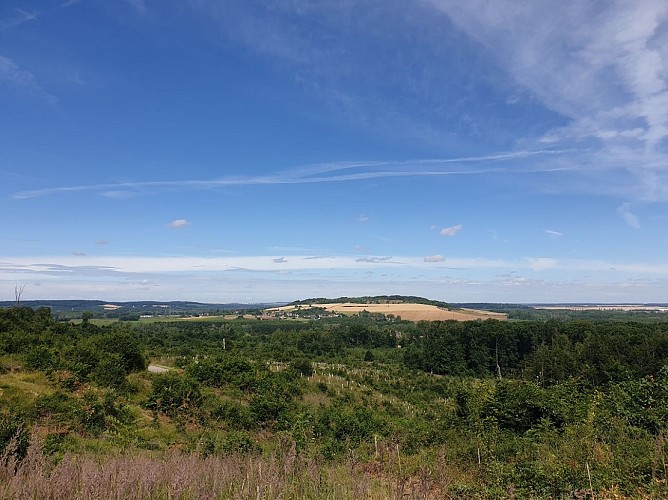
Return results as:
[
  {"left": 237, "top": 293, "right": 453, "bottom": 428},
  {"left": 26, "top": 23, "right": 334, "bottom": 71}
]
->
[
  {"left": 289, "top": 294, "right": 452, "bottom": 309},
  {"left": 271, "top": 295, "right": 506, "bottom": 321}
]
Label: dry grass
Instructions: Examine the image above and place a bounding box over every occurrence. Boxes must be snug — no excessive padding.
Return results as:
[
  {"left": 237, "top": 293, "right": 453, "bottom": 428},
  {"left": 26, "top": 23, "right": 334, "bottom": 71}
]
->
[{"left": 0, "top": 436, "right": 457, "bottom": 499}]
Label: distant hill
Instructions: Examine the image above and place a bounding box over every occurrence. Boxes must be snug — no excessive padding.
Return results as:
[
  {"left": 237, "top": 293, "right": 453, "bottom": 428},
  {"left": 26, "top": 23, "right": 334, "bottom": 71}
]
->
[
  {"left": 273, "top": 297, "right": 507, "bottom": 322},
  {"left": 290, "top": 295, "right": 453, "bottom": 310},
  {"left": 0, "top": 300, "right": 284, "bottom": 318}
]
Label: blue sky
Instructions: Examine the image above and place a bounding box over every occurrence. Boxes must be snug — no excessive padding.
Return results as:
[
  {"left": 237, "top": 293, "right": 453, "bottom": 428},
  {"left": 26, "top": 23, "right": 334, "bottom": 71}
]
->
[{"left": 2, "top": 0, "right": 668, "bottom": 303}]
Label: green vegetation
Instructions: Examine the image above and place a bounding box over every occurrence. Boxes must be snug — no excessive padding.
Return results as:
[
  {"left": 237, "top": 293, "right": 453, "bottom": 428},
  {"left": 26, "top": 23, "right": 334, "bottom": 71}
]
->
[
  {"left": 3, "top": 304, "right": 668, "bottom": 497},
  {"left": 291, "top": 294, "right": 453, "bottom": 309}
]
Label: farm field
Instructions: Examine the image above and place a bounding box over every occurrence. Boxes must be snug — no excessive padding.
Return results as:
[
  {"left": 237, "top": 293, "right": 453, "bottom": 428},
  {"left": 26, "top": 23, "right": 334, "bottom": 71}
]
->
[{"left": 269, "top": 302, "right": 507, "bottom": 321}]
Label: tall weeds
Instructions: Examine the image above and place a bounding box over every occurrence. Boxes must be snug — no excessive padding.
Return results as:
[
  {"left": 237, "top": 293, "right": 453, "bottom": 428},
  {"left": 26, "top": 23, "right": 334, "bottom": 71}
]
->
[{"left": 0, "top": 436, "right": 446, "bottom": 499}]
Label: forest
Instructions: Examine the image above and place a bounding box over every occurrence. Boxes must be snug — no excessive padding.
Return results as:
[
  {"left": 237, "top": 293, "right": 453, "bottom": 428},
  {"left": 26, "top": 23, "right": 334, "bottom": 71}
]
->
[{"left": 2, "top": 305, "right": 668, "bottom": 498}]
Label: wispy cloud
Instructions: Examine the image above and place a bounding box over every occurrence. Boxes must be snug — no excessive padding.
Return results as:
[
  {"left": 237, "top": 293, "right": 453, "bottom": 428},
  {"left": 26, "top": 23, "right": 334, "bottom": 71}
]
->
[
  {"left": 618, "top": 202, "right": 641, "bottom": 228},
  {"left": 11, "top": 149, "right": 569, "bottom": 200},
  {"left": 544, "top": 229, "right": 563, "bottom": 238},
  {"left": 432, "top": 0, "right": 668, "bottom": 148},
  {"left": 125, "top": 0, "right": 146, "bottom": 15},
  {"left": 101, "top": 190, "right": 135, "bottom": 199},
  {"left": 0, "top": 55, "right": 56, "bottom": 104},
  {"left": 424, "top": 254, "right": 445, "bottom": 263},
  {"left": 166, "top": 219, "right": 191, "bottom": 228},
  {"left": 357, "top": 214, "right": 370, "bottom": 223},
  {"left": 272, "top": 257, "right": 287, "bottom": 264},
  {"left": 440, "top": 224, "right": 463, "bottom": 236},
  {"left": 0, "top": 8, "right": 39, "bottom": 32},
  {"left": 430, "top": 0, "right": 668, "bottom": 201}
]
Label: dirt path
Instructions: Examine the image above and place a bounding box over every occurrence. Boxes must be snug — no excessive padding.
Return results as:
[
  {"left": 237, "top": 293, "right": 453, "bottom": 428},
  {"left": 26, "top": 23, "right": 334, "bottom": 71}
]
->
[{"left": 147, "top": 364, "right": 169, "bottom": 373}]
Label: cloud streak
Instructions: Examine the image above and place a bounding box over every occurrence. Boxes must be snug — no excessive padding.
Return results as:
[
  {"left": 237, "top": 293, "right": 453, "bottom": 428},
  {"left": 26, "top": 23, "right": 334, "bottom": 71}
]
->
[
  {"left": 0, "top": 55, "right": 56, "bottom": 104},
  {"left": 0, "top": 9, "right": 39, "bottom": 32},
  {"left": 13, "top": 149, "right": 568, "bottom": 200}
]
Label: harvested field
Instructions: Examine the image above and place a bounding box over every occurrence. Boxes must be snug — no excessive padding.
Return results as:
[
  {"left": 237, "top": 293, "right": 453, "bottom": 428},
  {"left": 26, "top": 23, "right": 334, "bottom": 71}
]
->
[{"left": 269, "top": 302, "right": 506, "bottom": 322}]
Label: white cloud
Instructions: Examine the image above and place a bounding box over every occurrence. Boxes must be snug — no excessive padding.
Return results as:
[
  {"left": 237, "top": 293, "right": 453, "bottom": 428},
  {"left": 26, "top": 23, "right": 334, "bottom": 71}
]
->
[
  {"left": 432, "top": 0, "right": 668, "bottom": 147},
  {"left": 166, "top": 219, "right": 191, "bottom": 228},
  {"left": 357, "top": 214, "right": 370, "bottom": 223},
  {"left": 428, "top": 0, "right": 668, "bottom": 201},
  {"left": 424, "top": 254, "right": 445, "bottom": 263},
  {"left": 618, "top": 202, "right": 641, "bottom": 228},
  {"left": 440, "top": 224, "right": 463, "bottom": 236},
  {"left": 544, "top": 229, "right": 563, "bottom": 238},
  {"left": 527, "top": 257, "right": 558, "bottom": 271},
  {"left": 355, "top": 256, "right": 393, "bottom": 264}
]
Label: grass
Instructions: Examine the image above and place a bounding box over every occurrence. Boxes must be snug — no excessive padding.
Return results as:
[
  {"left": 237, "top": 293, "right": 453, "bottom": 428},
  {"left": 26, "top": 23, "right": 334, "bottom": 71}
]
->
[
  {"left": 0, "top": 436, "right": 453, "bottom": 499},
  {"left": 0, "top": 371, "right": 54, "bottom": 405}
]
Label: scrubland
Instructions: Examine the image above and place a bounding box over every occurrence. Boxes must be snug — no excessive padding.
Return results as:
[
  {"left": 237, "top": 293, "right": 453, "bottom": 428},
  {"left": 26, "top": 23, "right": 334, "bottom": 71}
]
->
[{"left": 3, "top": 305, "right": 668, "bottom": 498}]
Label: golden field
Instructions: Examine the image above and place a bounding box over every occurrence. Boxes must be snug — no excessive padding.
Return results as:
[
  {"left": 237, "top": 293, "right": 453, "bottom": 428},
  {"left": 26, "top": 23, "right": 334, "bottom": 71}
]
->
[{"left": 268, "top": 302, "right": 506, "bottom": 322}]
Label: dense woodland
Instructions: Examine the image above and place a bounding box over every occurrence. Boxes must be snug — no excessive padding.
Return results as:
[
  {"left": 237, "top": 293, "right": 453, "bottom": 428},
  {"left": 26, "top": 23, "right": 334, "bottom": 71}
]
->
[{"left": 3, "top": 304, "right": 668, "bottom": 498}]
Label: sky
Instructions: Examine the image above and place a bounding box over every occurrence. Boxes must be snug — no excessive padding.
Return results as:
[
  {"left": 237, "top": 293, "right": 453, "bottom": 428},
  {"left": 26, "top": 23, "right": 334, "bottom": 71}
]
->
[{"left": 1, "top": 0, "right": 668, "bottom": 304}]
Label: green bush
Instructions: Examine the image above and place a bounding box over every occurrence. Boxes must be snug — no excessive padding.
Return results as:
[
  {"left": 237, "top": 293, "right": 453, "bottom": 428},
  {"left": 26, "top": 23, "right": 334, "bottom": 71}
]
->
[
  {"left": 24, "top": 346, "right": 58, "bottom": 371},
  {"left": 146, "top": 373, "right": 203, "bottom": 416},
  {"left": 288, "top": 358, "right": 313, "bottom": 377},
  {"left": 211, "top": 400, "right": 253, "bottom": 430},
  {"left": 92, "top": 354, "right": 128, "bottom": 390},
  {"left": 186, "top": 356, "right": 255, "bottom": 388}
]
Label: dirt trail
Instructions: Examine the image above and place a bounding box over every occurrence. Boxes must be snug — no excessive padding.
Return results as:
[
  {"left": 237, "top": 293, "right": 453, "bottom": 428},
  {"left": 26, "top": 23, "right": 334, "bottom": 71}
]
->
[{"left": 147, "top": 364, "right": 169, "bottom": 373}]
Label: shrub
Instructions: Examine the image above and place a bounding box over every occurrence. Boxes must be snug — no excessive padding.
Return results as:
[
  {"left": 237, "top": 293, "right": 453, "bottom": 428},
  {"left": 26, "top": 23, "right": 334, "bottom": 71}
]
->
[
  {"left": 146, "top": 373, "right": 203, "bottom": 416},
  {"left": 288, "top": 358, "right": 313, "bottom": 377},
  {"left": 23, "top": 346, "right": 58, "bottom": 371},
  {"left": 92, "top": 353, "right": 128, "bottom": 390},
  {"left": 211, "top": 400, "right": 253, "bottom": 430}
]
